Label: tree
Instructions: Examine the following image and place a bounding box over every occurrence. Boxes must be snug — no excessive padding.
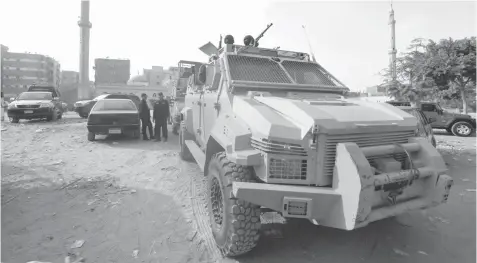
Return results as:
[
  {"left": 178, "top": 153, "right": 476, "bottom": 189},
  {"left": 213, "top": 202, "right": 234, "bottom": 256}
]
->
[{"left": 380, "top": 37, "right": 476, "bottom": 113}]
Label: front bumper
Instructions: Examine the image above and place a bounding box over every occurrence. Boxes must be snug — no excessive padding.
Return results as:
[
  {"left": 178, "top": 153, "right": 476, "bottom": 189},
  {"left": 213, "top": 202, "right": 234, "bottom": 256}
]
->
[
  {"left": 7, "top": 108, "right": 53, "bottom": 119},
  {"left": 87, "top": 124, "right": 140, "bottom": 135},
  {"left": 233, "top": 137, "right": 453, "bottom": 230}
]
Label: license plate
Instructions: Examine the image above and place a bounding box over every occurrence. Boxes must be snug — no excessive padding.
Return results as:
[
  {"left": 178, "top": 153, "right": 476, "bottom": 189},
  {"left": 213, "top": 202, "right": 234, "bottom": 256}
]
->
[
  {"left": 108, "top": 128, "right": 121, "bottom": 134},
  {"left": 24, "top": 110, "right": 33, "bottom": 114}
]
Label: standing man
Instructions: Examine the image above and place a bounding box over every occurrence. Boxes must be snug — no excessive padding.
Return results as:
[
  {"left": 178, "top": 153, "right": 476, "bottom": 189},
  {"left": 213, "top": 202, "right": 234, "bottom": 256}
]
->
[
  {"left": 153, "top": 92, "right": 170, "bottom": 142},
  {"left": 139, "top": 93, "right": 153, "bottom": 140}
]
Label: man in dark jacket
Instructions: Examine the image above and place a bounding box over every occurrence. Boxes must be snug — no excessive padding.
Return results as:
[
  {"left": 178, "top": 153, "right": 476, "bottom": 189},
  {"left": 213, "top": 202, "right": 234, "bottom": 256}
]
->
[
  {"left": 153, "top": 92, "right": 170, "bottom": 142},
  {"left": 139, "top": 93, "right": 153, "bottom": 140}
]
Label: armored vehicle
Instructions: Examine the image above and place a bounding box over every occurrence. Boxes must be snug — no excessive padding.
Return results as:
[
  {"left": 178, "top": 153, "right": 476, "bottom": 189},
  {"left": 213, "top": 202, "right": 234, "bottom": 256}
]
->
[{"left": 179, "top": 27, "right": 453, "bottom": 257}]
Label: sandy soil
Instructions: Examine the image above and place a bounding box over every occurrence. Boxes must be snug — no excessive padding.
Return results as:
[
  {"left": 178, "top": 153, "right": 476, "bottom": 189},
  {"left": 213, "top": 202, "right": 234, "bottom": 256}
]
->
[{"left": 1, "top": 113, "right": 475, "bottom": 263}]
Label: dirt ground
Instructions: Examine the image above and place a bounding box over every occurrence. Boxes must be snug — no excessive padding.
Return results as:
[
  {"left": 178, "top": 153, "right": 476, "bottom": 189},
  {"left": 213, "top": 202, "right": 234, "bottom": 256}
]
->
[{"left": 1, "top": 113, "right": 476, "bottom": 263}]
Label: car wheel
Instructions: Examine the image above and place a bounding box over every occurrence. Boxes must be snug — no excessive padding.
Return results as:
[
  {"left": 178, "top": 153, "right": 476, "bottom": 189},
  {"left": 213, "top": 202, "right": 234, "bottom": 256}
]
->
[
  {"left": 451, "top": 121, "right": 473, "bottom": 137},
  {"left": 88, "top": 132, "right": 95, "bottom": 141},
  {"left": 10, "top": 118, "right": 19, "bottom": 123},
  {"left": 207, "top": 152, "right": 262, "bottom": 257},
  {"left": 431, "top": 136, "right": 436, "bottom": 147}
]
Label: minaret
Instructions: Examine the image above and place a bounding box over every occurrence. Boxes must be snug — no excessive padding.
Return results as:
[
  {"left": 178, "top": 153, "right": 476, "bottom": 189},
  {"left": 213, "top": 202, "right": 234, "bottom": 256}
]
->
[
  {"left": 78, "top": 0, "right": 92, "bottom": 100},
  {"left": 388, "top": 2, "right": 397, "bottom": 85}
]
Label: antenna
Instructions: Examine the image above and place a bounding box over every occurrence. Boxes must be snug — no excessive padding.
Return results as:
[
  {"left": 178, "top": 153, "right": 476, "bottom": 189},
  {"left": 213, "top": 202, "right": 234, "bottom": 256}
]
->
[{"left": 302, "top": 25, "right": 317, "bottom": 62}]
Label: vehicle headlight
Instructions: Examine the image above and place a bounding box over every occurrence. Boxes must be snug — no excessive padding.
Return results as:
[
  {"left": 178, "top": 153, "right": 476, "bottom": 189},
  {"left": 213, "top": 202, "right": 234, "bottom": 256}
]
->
[
  {"left": 8, "top": 103, "right": 17, "bottom": 109},
  {"left": 39, "top": 102, "right": 54, "bottom": 108}
]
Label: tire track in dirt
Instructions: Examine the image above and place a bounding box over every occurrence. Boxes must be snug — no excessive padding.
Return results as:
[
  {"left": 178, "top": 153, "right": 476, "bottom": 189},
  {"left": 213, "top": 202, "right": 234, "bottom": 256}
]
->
[{"left": 187, "top": 162, "right": 223, "bottom": 261}]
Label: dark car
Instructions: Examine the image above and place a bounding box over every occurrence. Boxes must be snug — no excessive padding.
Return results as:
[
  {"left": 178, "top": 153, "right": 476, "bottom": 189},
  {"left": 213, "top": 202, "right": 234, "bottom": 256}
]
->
[
  {"left": 86, "top": 98, "right": 141, "bottom": 141},
  {"left": 7, "top": 91, "right": 63, "bottom": 123},
  {"left": 74, "top": 93, "right": 141, "bottom": 118},
  {"left": 387, "top": 101, "right": 476, "bottom": 137}
]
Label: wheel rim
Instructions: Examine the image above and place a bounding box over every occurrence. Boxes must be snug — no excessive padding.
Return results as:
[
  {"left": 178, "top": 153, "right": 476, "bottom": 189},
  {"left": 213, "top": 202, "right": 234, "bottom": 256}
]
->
[
  {"left": 210, "top": 177, "right": 224, "bottom": 228},
  {"left": 456, "top": 124, "right": 471, "bottom": 135}
]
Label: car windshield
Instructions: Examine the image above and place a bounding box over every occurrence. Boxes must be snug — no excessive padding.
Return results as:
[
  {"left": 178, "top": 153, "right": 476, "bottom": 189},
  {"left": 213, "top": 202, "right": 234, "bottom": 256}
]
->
[
  {"left": 17, "top": 92, "right": 53, "bottom": 100},
  {"left": 93, "top": 99, "right": 137, "bottom": 111}
]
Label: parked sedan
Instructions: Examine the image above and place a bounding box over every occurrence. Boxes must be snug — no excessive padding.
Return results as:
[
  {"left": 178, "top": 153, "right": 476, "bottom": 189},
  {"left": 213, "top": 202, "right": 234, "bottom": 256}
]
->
[
  {"left": 86, "top": 99, "right": 141, "bottom": 141},
  {"left": 75, "top": 94, "right": 141, "bottom": 118},
  {"left": 7, "top": 92, "right": 63, "bottom": 123}
]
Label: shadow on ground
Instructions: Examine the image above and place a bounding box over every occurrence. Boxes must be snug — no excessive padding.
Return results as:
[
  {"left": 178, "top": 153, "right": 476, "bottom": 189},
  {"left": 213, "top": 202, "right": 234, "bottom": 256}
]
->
[{"left": 433, "top": 129, "right": 476, "bottom": 137}]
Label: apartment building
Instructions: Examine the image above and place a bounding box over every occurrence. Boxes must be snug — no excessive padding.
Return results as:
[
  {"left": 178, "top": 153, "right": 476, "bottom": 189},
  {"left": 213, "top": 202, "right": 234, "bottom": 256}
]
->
[{"left": 1, "top": 46, "right": 61, "bottom": 96}]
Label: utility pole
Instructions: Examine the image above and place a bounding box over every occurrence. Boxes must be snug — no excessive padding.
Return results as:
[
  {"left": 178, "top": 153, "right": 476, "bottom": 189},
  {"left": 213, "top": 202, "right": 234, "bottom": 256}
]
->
[
  {"left": 78, "top": 0, "right": 92, "bottom": 100},
  {"left": 388, "top": 1, "right": 397, "bottom": 87}
]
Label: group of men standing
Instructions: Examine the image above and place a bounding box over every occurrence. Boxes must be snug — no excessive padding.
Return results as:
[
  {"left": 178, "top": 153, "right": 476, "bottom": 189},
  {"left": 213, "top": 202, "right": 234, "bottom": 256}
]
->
[{"left": 138, "top": 92, "right": 170, "bottom": 142}]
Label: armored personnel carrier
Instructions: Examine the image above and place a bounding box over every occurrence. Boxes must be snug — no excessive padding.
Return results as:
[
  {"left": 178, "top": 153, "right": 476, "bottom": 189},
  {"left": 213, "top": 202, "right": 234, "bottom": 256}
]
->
[{"left": 179, "top": 25, "right": 453, "bottom": 257}]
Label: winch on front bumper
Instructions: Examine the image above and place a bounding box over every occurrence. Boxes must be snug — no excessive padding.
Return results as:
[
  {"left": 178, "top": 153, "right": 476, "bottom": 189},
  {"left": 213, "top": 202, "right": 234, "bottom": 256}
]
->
[{"left": 233, "top": 137, "right": 453, "bottom": 230}]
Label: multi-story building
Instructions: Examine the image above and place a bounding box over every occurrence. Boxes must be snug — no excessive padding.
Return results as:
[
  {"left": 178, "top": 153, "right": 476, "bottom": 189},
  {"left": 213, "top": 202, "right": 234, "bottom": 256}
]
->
[
  {"left": 94, "top": 58, "right": 130, "bottom": 85},
  {"left": 1, "top": 46, "right": 61, "bottom": 96}
]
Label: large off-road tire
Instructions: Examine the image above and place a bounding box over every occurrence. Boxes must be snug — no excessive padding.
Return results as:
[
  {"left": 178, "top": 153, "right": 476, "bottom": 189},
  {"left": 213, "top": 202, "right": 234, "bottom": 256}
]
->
[
  {"left": 10, "top": 117, "right": 19, "bottom": 123},
  {"left": 87, "top": 132, "right": 95, "bottom": 141},
  {"left": 179, "top": 121, "right": 194, "bottom": 161},
  {"left": 207, "top": 152, "right": 262, "bottom": 257},
  {"left": 451, "top": 121, "right": 473, "bottom": 137}
]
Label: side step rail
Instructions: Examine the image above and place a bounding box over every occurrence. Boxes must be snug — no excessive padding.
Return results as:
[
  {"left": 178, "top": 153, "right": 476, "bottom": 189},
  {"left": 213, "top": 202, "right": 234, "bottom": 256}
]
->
[{"left": 184, "top": 140, "right": 206, "bottom": 172}]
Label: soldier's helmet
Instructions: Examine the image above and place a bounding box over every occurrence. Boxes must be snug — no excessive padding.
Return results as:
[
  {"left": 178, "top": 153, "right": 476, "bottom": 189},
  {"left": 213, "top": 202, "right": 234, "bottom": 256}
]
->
[
  {"left": 224, "top": 35, "right": 235, "bottom": 45},
  {"left": 244, "top": 35, "right": 255, "bottom": 46}
]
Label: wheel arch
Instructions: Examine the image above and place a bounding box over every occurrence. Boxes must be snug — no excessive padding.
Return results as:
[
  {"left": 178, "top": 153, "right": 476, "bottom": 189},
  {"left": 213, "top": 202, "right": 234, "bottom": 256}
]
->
[{"left": 204, "top": 114, "right": 262, "bottom": 176}]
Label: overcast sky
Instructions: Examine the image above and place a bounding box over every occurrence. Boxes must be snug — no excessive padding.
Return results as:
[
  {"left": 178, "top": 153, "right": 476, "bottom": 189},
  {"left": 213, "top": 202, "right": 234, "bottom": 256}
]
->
[{"left": 0, "top": 0, "right": 475, "bottom": 91}]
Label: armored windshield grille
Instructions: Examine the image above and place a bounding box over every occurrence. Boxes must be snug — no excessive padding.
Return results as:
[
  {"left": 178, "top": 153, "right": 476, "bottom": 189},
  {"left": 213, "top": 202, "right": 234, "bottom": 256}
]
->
[
  {"left": 281, "top": 61, "right": 342, "bottom": 87},
  {"left": 227, "top": 55, "right": 292, "bottom": 83}
]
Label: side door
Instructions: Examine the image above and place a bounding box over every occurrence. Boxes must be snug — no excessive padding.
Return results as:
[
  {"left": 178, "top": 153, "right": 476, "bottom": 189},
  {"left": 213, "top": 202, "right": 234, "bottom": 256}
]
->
[
  {"left": 202, "top": 91, "right": 218, "bottom": 143},
  {"left": 185, "top": 78, "right": 205, "bottom": 147},
  {"left": 421, "top": 103, "right": 445, "bottom": 128}
]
